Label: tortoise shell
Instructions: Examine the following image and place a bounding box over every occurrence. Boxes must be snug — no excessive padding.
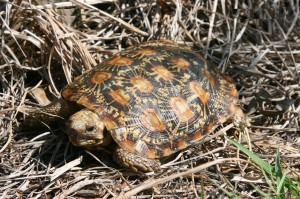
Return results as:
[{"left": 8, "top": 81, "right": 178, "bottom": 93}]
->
[{"left": 62, "top": 40, "right": 238, "bottom": 159}]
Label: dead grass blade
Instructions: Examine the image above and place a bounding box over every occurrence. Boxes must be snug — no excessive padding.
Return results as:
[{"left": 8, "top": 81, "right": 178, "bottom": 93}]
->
[{"left": 1, "top": 0, "right": 299, "bottom": 198}]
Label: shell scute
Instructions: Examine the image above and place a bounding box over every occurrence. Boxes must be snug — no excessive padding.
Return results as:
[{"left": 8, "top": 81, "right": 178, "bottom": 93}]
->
[{"left": 91, "top": 72, "right": 112, "bottom": 84}]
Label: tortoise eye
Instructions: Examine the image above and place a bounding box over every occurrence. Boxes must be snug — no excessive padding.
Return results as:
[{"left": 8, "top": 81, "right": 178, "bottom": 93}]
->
[{"left": 86, "top": 126, "right": 94, "bottom": 133}]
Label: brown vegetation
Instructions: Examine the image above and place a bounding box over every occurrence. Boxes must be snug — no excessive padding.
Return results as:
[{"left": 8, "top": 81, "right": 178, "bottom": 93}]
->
[{"left": 1, "top": 0, "right": 299, "bottom": 198}]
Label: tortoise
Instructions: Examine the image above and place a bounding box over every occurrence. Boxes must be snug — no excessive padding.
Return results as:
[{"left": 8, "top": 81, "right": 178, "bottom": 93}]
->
[{"left": 22, "top": 40, "right": 244, "bottom": 172}]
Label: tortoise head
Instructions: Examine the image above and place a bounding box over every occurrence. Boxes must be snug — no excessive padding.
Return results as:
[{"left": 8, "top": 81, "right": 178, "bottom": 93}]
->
[{"left": 66, "top": 109, "right": 111, "bottom": 148}]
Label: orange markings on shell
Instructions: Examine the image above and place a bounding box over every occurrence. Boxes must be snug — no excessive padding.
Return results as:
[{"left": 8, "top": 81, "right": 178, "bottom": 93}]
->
[
  {"left": 145, "top": 149, "right": 156, "bottom": 159},
  {"left": 223, "top": 75, "right": 234, "bottom": 84},
  {"left": 170, "top": 97, "right": 195, "bottom": 122},
  {"left": 163, "top": 147, "right": 173, "bottom": 157},
  {"left": 136, "top": 48, "right": 157, "bottom": 56},
  {"left": 192, "top": 130, "right": 203, "bottom": 141},
  {"left": 76, "top": 96, "right": 96, "bottom": 109},
  {"left": 108, "top": 56, "right": 134, "bottom": 66},
  {"left": 230, "top": 87, "right": 238, "bottom": 98},
  {"left": 177, "top": 138, "right": 188, "bottom": 150},
  {"left": 74, "top": 75, "right": 82, "bottom": 81},
  {"left": 201, "top": 68, "right": 216, "bottom": 86},
  {"left": 152, "top": 65, "right": 174, "bottom": 81},
  {"left": 208, "top": 74, "right": 216, "bottom": 86},
  {"left": 109, "top": 89, "right": 130, "bottom": 107},
  {"left": 101, "top": 116, "right": 117, "bottom": 130},
  {"left": 205, "top": 121, "right": 214, "bottom": 133},
  {"left": 130, "top": 76, "right": 154, "bottom": 93},
  {"left": 62, "top": 87, "right": 75, "bottom": 100},
  {"left": 91, "top": 72, "right": 112, "bottom": 84},
  {"left": 121, "top": 140, "right": 136, "bottom": 153},
  {"left": 172, "top": 57, "right": 190, "bottom": 70},
  {"left": 221, "top": 75, "right": 238, "bottom": 98},
  {"left": 190, "top": 81, "right": 209, "bottom": 105},
  {"left": 140, "top": 109, "right": 166, "bottom": 132}
]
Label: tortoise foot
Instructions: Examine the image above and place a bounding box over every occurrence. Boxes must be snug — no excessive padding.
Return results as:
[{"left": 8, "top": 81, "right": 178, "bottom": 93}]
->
[{"left": 113, "top": 147, "right": 161, "bottom": 173}]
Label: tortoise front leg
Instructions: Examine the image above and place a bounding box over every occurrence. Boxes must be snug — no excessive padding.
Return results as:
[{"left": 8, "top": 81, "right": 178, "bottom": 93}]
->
[{"left": 113, "top": 147, "right": 161, "bottom": 172}]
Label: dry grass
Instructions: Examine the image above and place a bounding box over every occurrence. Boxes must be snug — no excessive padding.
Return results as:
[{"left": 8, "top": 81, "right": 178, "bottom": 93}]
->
[{"left": 1, "top": 0, "right": 300, "bottom": 198}]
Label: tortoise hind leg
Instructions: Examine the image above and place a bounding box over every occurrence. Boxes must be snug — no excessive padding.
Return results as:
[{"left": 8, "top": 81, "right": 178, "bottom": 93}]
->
[
  {"left": 113, "top": 147, "right": 161, "bottom": 172},
  {"left": 20, "top": 99, "right": 81, "bottom": 130}
]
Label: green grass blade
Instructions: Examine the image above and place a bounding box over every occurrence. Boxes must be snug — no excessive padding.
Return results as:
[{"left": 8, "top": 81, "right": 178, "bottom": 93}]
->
[
  {"left": 226, "top": 136, "right": 272, "bottom": 173},
  {"left": 225, "top": 136, "right": 300, "bottom": 195},
  {"left": 275, "top": 150, "right": 284, "bottom": 196}
]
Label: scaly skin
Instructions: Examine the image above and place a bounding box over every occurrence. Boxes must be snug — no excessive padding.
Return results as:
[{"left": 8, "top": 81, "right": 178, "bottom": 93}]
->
[
  {"left": 20, "top": 99, "right": 80, "bottom": 130},
  {"left": 113, "top": 147, "right": 161, "bottom": 172}
]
